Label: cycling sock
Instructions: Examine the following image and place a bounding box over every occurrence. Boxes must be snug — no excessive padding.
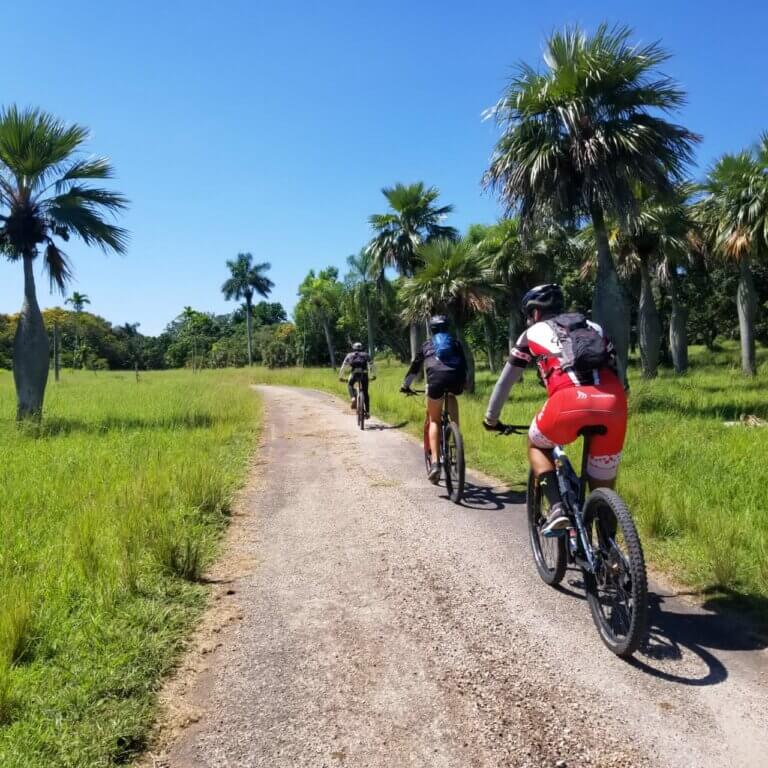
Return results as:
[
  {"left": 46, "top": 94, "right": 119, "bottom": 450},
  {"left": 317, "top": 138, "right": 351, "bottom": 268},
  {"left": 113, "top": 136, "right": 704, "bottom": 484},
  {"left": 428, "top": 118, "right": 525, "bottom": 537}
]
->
[{"left": 538, "top": 470, "right": 562, "bottom": 509}]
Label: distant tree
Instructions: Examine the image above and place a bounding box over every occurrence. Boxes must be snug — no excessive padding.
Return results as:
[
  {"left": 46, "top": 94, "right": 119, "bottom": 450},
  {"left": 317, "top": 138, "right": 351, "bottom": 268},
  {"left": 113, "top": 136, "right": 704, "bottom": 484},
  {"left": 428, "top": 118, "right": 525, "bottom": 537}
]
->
[
  {"left": 0, "top": 106, "right": 128, "bottom": 419},
  {"left": 400, "top": 239, "right": 494, "bottom": 393},
  {"left": 367, "top": 182, "right": 458, "bottom": 363},
  {"left": 222, "top": 253, "right": 274, "bottom": 366},
  {"left": 697, "top": 138, "right": 768, "bottom": 375},
  {"left": 296, "top": 268, "right": 344, "bottom": 367},
  {"left": 65, "top": 291, "right": 91, "bottom": 368}
]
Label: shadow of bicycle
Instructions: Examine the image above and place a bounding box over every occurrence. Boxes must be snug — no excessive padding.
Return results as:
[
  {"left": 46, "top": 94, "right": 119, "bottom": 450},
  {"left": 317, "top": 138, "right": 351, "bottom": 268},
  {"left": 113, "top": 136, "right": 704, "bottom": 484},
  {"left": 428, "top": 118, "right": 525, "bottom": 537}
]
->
[
  {"left": 555, "top": 572, "right": 766, "bottom": 686},
  {"left": 455, "top": 482, "right": 527, "bottom": 511}
]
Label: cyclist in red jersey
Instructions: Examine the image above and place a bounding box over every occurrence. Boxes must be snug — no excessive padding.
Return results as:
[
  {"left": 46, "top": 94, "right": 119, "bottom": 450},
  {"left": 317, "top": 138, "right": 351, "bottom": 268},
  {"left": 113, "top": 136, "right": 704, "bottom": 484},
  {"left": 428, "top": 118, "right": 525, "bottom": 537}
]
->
[{"left": 483, "top": 284, "right": 627, "bottom": 535}]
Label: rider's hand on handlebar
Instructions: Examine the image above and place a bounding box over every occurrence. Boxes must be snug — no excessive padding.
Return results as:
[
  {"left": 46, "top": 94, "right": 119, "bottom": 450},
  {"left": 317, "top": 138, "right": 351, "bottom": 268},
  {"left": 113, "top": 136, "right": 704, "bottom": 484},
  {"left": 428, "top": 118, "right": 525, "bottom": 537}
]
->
[{"left": 483, "top": 418, "right": 502, "bottom": 432}]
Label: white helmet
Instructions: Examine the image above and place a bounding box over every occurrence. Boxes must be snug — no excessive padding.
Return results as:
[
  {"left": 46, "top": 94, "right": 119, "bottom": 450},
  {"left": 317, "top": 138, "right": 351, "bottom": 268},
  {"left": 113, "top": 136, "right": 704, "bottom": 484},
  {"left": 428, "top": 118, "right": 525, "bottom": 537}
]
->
[{"left": 352, "top": 342, "right": 363, "bottom": 351}]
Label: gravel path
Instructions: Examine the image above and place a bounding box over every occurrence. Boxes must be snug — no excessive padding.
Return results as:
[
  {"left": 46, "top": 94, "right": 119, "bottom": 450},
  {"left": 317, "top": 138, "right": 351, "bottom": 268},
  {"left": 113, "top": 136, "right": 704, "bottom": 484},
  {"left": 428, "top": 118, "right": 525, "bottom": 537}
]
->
[{"left": 156, "top": 385, "right": 768, "bottom": 768}]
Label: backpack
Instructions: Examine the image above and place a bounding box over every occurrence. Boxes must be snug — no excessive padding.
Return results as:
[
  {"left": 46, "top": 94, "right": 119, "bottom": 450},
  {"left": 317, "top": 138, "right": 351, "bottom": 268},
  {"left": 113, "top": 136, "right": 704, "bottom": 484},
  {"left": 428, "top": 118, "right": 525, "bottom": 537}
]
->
[
  {"left": 547, "top": 313, "right": 610, "bottom": 372},
  {"left": 348, "top": 351, "right": 369, "bottom": 370},
  {"left": 432, "top": 332, "right": 464, "bottom": 369}
]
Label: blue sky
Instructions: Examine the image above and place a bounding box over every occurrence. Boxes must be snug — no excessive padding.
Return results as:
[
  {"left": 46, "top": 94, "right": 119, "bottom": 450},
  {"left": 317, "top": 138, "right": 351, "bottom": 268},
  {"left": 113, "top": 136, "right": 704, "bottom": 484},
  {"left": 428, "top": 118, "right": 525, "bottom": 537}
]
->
[{"left": 1, "top": 0, "right": 766, "bottom": 334}]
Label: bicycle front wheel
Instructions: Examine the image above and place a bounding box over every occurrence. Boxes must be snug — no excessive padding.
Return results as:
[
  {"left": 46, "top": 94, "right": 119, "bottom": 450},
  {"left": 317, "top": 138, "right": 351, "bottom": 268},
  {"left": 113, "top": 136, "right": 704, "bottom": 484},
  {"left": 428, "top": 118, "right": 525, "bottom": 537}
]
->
[
  {"left": 443, "top": 422, "right": 465, "bottom": 504},
  {"left": 526, "top": 469, "right": 566, "bottom": 586},
  {"left": 583, "top": 488, "right": 648, "bottom": 657}
]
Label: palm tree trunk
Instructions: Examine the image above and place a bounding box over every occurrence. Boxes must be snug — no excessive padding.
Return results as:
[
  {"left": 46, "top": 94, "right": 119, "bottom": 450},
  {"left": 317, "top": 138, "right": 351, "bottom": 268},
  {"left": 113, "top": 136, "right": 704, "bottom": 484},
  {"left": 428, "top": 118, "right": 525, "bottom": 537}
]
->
[
  {"left": 245, "top": 297, "right": 254, "bottom": 366},
  {"left": 590, "top": 205, "right": 630, "bottom": 383},
  {"left": 365, "top": 295, "right": 375, "bottom": 357},
  {"left": 737, "top": 256, "right": 757, "bottom": 376},
  {"left": 668, "top": 272, "right": 688, "bottom": 374},
  {"left": 508, "top": 309, "right": 521, "bottom": 353},
  {"left": 14, "top": 254, "right": 50, "bottom": 421},
  {"left": 322, "top": 317, "right": 336, "bottom": 368},
  {"left": 483, "top": 314, "right": 496, "bottom": 373},
  {"left": 637, "top": 257, "right": 661, "bottom": 379},
  {"left": 456, "top": 320, "right": 475, "bottom": 394},
  {"left": 410, "top": 322, "right": 423, "bottom": 381}
]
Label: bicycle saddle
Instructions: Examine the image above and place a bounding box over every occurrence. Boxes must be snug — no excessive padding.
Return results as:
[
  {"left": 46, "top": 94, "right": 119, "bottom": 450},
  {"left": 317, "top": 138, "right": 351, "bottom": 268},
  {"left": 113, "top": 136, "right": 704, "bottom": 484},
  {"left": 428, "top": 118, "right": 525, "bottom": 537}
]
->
[{"left": 577, "top": 425, "right": 608, "bottom": 437}]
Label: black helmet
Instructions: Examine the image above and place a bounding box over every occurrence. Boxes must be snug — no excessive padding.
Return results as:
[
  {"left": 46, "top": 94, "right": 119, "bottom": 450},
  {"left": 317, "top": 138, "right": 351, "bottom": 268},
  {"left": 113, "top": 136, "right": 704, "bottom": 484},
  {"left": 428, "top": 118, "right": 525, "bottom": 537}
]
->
[
  {"left": 521, "top": 284, "right": 563, "bottom": 316},
  {"left": 429, "top": 315, "right": 449, "bottom": 333},
  {"left": 352, "top": 342, "right": 363, "bottom": 351}
]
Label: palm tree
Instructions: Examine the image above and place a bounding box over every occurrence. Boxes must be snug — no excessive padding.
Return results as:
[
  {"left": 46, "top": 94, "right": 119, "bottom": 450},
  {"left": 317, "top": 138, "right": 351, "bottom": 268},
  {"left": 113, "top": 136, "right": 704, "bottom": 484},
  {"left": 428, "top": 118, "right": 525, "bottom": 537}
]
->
[
  {"left": 222, "top": 253, "right": 274, "bottom": 366},
  {"left": 698, "top": 140, "right": 768, "bottom": 376},
  {"left": 367, "top": 182, "right": 458, "bottom": 363},
  {"left": 297, "top": 269, "right": 343, "bottom": 367},
  {"left": 399, "top": 239, "right": 494, "bottom": 393},
  {"left": 65, "top": 291, "right": 90, "bottom": 369},
  {"left": 0, "top": 106, "right": 127, "bottom": 419},
  {"left": 483, "top": 24, "right": 699, "bottom": 381},
  {"left": 580, "top": 184, "right": 699, "bottom": 378},
  {"left": 345, "top": 249, "right": 377, "bottom": 356}
]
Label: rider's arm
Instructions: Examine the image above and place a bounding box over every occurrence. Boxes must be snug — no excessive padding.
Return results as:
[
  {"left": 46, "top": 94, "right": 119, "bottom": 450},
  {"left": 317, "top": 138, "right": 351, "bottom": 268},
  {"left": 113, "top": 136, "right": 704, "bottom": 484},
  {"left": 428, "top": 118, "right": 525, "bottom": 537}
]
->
[
  {"left": 338, "top": 354, "right": 352, "bottom": 379},
  {"left": 484, "top": 333, "right": 531, "bottom": 425},
  {"left": 402, "top": 350, "right": 425, "bottom": 388}
]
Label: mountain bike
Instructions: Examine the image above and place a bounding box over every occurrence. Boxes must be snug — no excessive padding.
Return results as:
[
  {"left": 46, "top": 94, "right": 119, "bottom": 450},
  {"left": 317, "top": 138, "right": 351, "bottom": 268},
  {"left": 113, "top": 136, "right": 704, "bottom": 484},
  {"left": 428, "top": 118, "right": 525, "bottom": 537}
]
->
[
  {"left": 492, "top": 422, "right": 647, "bottom": 657},
  {"left": 402, "top": 388, "right": 465, "bottom": 503},
  {"left": 341, "top": 374, "right": 369, "bottom": 431}
]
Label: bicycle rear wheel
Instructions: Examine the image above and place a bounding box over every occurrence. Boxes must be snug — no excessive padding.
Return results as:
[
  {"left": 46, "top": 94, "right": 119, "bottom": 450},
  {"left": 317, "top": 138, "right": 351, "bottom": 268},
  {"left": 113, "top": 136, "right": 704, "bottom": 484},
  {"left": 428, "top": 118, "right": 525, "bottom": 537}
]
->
[
  {"left": 583, "top": 488, "right": 648, "bottom": 657},
  {"left": 443, "top": 422, "right": 465, "bottom": 503},
  {"left": 357, "top": 388, "right": 365, "bottom": 430},
  {"left": 526, "top": 469, "right": 567, "bottom": 585}
]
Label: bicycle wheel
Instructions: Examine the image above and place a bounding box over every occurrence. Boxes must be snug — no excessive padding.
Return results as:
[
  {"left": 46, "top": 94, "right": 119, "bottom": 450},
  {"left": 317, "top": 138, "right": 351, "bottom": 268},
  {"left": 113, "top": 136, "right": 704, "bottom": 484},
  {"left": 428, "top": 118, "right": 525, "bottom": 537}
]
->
[
  {"left": 583, "top": 488, "right": 648, "bottom": 657},
  {"left": 526, "top": 470, "right": 567, "bottom": 585},
  {"left": 443, "top": 422, "right": 465, "bottom": 503},
  {"left": 357, "top": 389, "right": 365, "bottom": 430}
]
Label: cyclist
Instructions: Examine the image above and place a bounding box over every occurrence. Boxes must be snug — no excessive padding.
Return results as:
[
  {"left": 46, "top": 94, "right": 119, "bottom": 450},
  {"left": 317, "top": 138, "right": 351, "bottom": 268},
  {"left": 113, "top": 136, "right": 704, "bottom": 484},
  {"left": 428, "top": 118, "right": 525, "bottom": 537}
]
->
[
  {"left": 482, "top": 284, "right": 627, "bottom": 535},
  {"left": 400, "top": 315, "right": 467, "bottom": 483},
  {"left": 338, "top": 342, "right": 374, "bottom": 416}
]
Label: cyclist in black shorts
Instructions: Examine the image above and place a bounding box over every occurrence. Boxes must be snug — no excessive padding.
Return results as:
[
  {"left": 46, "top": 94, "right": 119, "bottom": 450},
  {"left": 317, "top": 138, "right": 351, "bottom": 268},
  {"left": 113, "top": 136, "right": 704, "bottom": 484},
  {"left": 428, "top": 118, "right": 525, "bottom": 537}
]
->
[
  {"left": 400, "top": 316, "right": 467, "bottom": 482},
  {"left": 338, "top": 342, "right": 374, "bottom": 415}
]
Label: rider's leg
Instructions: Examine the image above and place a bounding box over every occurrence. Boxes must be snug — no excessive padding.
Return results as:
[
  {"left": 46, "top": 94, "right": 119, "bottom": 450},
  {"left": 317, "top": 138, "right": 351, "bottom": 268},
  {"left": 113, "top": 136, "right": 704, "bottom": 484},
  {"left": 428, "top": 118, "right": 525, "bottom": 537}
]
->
[
  {"left": 426, "top": 396, "right": 443, "bottom": 463},
  {"left": 347, "top": 375, "right": 357, "bottom": 408},
  {"left": 529, "top": 415, "right": 569, "bottom": 534}
]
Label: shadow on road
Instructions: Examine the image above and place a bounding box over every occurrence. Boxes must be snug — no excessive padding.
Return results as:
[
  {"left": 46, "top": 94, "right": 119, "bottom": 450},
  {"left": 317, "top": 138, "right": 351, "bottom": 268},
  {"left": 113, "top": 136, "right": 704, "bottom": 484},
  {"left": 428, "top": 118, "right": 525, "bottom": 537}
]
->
[
  {"left": 366, "top": 421, "right": 409, "bottom": 431},
  {"left": 458, "top": 482, "right": 526, "bottom": 511},
  {"left": 556, "top": 572, "right": 766, "bottom": 686}
]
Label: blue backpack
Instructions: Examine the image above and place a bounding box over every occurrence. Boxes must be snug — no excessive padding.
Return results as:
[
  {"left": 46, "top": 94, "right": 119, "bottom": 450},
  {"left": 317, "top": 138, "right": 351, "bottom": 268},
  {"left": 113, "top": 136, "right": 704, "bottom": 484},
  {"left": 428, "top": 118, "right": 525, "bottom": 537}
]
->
[{"left": 432, "top": 332, "right": 463, "bottom": 369}]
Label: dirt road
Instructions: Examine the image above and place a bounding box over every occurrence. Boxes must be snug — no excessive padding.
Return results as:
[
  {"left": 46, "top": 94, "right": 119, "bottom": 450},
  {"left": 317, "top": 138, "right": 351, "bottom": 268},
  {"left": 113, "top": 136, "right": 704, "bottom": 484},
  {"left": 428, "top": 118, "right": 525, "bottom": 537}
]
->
[{"left": 156, "top": 385, "right": 768, "bottom": 768}]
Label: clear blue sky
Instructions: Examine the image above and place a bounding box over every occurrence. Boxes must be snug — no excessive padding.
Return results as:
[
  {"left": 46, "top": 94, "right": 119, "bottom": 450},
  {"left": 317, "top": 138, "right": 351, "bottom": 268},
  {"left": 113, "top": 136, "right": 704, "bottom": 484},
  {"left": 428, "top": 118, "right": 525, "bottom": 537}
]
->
[{"left": 1, "top": 0, "right": 766, "bottom": 334}]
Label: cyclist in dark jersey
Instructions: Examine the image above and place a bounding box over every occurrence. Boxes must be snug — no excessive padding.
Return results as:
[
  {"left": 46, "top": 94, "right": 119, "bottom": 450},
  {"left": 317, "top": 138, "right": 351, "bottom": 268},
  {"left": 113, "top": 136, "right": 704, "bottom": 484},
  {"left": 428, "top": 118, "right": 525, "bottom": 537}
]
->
[
  {"left": 338, "top": 342, "right": 374, "bottom": 415},
  {"left": 483, "top": 284, "right": 627, "bottom": 535},
  {"left": 400, "top": 316, "right": 468, "bottom": 483}
]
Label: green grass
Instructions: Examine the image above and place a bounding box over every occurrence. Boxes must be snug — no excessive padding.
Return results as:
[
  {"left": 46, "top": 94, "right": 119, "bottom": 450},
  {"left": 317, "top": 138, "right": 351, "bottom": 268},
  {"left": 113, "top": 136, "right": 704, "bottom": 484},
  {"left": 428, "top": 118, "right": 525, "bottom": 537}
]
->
[
  {"left": 252, "top": 345, "right": 768, "bottom": 617},
  {"left": 0, "top": 369, "right": 259, "bottom": 767}
]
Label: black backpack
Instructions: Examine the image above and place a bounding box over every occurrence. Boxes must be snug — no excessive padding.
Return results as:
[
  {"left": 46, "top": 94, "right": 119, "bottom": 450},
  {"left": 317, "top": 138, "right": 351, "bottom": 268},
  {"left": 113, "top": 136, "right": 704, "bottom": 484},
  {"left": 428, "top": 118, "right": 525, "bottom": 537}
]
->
[
  {"left": 547, "top": 313, "right": 610, "bottom": 372},
  {"left": 348, "top": 351, "right": 369, "bottom": 369}
]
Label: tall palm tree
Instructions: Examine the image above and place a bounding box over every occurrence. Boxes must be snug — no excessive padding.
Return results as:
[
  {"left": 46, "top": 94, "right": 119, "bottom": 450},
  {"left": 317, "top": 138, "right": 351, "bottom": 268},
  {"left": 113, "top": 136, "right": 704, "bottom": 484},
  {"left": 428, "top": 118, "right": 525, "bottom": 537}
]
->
[
  {"left": 345, "top": 249, "right": 377, "bottom": 356},
  {"left": 399, "top": 238, "right": 494, "bottom": 393},
  {"left": 367, "top": 182, "right": 458, "bottom": 363},
  {"left": 483, "top": 24, "right": 699, "bottom": 381},
  {"left": 697, "top": 140, "right": 768, "bottom": 376},
  {"left": 65, "top": 291, "right": 90, "bottom": 369},
  {"left": 222, "top": 253, "right": 274, "bottom": 366},
  {"left": 0, "top": 106, "right": 127, "bottom": 419}
]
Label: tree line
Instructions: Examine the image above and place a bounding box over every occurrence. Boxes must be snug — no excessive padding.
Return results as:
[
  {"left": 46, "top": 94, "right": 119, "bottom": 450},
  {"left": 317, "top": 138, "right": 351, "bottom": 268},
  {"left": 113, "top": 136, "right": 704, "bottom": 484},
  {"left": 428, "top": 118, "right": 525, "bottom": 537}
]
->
[{"left": 2, "top": 23, "right": 767, "bottom": 421}]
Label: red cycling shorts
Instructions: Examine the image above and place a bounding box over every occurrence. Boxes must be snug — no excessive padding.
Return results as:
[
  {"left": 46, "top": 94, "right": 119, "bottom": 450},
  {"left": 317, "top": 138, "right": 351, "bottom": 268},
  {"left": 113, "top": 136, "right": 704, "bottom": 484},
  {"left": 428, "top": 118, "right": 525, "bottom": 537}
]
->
[{"left": 528, "top": 373, "right": 628, "bottom": 480}]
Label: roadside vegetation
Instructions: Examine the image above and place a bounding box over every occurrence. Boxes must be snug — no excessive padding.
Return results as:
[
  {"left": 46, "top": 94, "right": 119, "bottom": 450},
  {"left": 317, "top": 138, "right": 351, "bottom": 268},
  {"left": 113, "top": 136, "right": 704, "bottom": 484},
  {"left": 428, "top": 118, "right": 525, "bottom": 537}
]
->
[
  {"left": 251, "top": 347, "right": 768, "bottom": 613},
  {"left": 0, "top": 369, "right": 259, "bottom": 767}
]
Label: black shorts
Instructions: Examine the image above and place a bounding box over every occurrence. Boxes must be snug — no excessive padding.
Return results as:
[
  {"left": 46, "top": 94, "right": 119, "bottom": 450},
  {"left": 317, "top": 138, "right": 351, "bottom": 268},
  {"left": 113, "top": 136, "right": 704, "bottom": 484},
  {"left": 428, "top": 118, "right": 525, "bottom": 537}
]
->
[{"left": 426, "top": 369, "right": 464, "bottom": 400}]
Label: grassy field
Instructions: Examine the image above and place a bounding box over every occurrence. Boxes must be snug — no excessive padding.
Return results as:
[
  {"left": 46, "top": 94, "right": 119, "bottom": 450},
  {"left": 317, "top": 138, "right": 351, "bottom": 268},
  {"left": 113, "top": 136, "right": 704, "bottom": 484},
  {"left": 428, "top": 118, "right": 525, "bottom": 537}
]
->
[
  {"left": 251, "top": 346, "right": 768, "bottom": 616},
  {"left": 0, "top": 369, "right": 259, "bottom": 767}
]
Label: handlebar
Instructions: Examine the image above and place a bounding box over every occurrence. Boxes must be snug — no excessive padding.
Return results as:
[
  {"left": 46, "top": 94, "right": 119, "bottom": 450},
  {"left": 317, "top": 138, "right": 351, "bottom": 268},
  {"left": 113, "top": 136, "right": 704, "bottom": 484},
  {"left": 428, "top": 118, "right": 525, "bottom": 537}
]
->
[{"left": 400, "top": 387, "right": 424, "bottom": 396}]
